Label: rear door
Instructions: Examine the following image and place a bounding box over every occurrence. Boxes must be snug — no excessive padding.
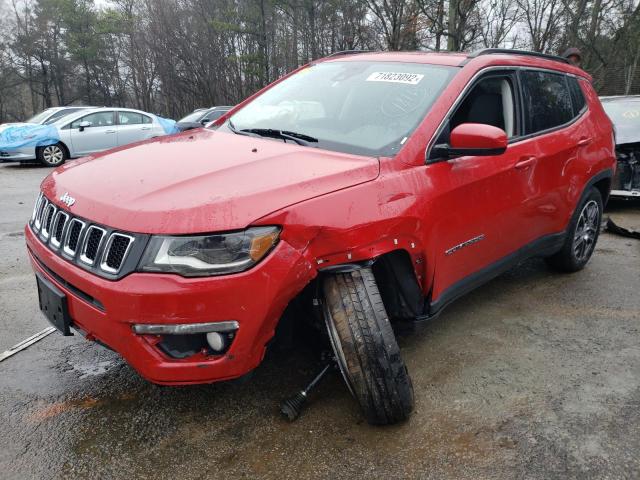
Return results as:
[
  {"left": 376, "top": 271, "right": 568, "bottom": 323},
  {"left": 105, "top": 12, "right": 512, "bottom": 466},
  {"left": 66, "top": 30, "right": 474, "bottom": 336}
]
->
[
  {"left": 67, "top": 111, "right": 117, "bottom": 156},
  {"left": 116, "top": 111, "right": 155, "bottom": 146},
  {"left": 515, "top": 69, "right": 587, "bottom": 238}
]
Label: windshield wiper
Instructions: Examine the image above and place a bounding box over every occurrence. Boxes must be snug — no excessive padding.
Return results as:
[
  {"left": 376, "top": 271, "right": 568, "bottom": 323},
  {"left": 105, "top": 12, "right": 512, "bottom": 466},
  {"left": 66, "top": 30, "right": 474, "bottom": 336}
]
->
[
  {"left": 240, "top": 128, "right": 318, "bottom": 147},
  {"left": 227, "top": 120, "right": 260, "bottom": 137}
]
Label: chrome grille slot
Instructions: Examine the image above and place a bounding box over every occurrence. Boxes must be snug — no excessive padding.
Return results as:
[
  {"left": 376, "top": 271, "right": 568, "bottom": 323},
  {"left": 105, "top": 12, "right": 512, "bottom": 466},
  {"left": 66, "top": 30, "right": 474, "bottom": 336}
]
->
[
  {"left": 80, "top": 226, "right": 106, "bottom": 265},
  {"left": 63, "top": 219, "right": 85, "bottom": 256},
  {"left": 31, "top": 193, "right": 43, "bottom": 223},
  {"left": 100, "top": 233, "right": 134, "bottom": 273},
  {"left": 50, "top": 211, "right": 69, "bottom": 248},
  {"left": 34, "top": 198, "right": 48, "bottom": 230},
  {"left": 41, "top": 204, "right": 57, "bottom": 239}
]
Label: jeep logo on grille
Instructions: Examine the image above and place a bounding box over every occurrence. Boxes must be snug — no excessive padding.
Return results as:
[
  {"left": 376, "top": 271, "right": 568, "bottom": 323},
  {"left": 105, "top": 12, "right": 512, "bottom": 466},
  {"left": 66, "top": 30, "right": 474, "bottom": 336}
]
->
[{"left": 59, "top": 192, "right": 76, "bottom": 207}]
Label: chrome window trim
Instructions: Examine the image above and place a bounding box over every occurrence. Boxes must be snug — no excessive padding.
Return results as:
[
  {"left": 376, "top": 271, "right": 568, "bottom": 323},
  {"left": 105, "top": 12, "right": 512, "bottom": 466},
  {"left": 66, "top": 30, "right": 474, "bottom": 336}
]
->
[
  {"left": 79, "top": 226, "right": 107, "bottom": 265},
  {"left": 41, "top": 204, "right": 58, "bottom": 239},
  {"left": 99, "top": 233, "right": 135, "bottom": 274},
  {"left": 63, "top": 218, "right": 86, "bottom": 256},
  {"left": 50, "top": 211, "right": 69, "bottom": 248}
]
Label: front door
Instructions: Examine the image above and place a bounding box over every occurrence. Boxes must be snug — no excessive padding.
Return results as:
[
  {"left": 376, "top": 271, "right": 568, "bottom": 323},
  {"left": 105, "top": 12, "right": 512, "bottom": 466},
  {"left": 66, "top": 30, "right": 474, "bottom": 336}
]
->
[
  {"left": 69, "top": 111, "right": 117, "bottom": 156},
  {"left": 425, "top": 71, "right": 530, "bottom": 305}
]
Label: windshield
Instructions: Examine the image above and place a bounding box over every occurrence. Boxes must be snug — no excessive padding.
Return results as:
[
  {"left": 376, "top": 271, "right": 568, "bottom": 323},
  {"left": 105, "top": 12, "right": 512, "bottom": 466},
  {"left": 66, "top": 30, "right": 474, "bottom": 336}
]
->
[
  {"left": 26, "top": 109, "right": 55, "bottom": 124},
  {"left": 179, "top": 110, "right": 208, "bottom": 123},
  {"left": 602, "top": 99, "right": 640, "bottom": 145},
  {"left": 227, "top": 61, "right": 457, "bottom": 156}
]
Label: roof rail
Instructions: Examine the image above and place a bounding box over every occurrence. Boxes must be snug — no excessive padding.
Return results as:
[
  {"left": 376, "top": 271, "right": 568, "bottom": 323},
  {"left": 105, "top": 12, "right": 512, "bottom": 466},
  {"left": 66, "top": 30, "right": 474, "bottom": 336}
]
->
[
  {"left": 325, "top": 50, "right": 373, "bottom": 58},
  {"left": 468, "top": 48, "right": 570, "bottom": 65}
]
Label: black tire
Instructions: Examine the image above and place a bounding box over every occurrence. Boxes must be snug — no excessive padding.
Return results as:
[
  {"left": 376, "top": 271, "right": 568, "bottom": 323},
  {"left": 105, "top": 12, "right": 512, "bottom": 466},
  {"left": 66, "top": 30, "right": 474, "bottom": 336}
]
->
[
  {"left": 36, "top": 143, "right": 68, "bottom": 167},
  {"left": 322, "top": 268, "right": 414, "bottom": 425},
  {"left": 546, "top": 187, "right": 603, "bottom": 272}
]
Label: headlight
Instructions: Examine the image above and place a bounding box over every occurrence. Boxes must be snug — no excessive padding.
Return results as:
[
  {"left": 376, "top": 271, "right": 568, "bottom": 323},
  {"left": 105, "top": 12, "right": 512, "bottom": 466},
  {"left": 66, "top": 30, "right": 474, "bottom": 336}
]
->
[{"left": 138, "top": 226, "right": 280, "bottom": 277}]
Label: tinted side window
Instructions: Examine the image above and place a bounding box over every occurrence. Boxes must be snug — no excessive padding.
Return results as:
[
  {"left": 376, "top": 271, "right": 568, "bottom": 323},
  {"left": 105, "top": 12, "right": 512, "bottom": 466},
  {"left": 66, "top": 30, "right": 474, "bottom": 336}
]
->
[
  {"left": 70, "top": 111, "right": 115, "bottom": 129},
  {"left": 568, "top": 77, "right": 586, "bottom": 115},
  {"left": 203, "top": 110, "right": 224, "bottom": 122},
  {"left": 520, "top": 71, "right": 573, "bottom": 134},
  {"left": 142, "top": 115, "right": 152, "bottom": 124}
]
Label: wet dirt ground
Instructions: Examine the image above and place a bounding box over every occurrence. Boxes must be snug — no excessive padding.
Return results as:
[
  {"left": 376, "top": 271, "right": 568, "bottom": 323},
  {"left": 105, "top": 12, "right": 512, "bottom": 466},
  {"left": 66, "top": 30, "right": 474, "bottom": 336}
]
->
[{"left": 1, "top": 162, "right": 639, "bottom": 479}]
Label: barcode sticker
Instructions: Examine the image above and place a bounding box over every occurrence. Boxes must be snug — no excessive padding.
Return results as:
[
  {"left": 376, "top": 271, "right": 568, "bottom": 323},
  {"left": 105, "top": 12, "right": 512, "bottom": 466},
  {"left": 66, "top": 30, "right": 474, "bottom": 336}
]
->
[{"left": 366, "top": 72, "right": 424, "bottom": 85}]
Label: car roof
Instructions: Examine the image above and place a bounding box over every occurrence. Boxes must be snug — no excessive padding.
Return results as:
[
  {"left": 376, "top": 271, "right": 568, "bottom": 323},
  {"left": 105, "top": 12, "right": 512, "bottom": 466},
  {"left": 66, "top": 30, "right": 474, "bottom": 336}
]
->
[
  {"left": 51, "top": 107, "right": 156, "bottom": 126},
  {"left": 318, "top": 49, "right": 589, "bottom": 79},
  {"left": 48, "top": 106, "right": 97, "bottom": 112}
]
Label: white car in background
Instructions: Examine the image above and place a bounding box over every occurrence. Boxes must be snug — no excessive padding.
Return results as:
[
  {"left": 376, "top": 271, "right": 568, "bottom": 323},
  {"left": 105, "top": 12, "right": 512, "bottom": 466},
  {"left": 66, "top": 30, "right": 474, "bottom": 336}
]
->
[
  {"left": 25, "top": 106, "right": 97, "bottom": 125},
  {"left": 1, "top": 107, "right": 171, "bottom": 167}
]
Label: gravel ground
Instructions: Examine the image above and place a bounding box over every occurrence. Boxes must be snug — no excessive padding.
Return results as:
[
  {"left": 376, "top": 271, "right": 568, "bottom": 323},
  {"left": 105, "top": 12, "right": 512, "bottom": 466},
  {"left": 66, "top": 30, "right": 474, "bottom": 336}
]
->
[{"left": 0, "top": 162, "right": 639, "bottom": 480}]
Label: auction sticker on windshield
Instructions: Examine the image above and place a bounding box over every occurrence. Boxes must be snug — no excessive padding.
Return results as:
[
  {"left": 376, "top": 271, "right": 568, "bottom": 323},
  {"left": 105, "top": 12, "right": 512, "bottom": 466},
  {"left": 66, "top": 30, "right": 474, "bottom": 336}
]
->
[{"left": 366, "top": 72, "right": 424, "bottom": 85}]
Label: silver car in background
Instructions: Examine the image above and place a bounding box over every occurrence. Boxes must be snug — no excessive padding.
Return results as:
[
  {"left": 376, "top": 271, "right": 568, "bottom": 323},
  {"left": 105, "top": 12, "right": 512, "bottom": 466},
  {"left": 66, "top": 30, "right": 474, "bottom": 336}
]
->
[
  {"left": 1, "top": 107, "right": 169, "bottom": 167},
  {"left": 25, "top": 106, "right": 97, "bottom": 125},
  {"left": 600, "top": 95, "right": 640, "bottom": 198}
]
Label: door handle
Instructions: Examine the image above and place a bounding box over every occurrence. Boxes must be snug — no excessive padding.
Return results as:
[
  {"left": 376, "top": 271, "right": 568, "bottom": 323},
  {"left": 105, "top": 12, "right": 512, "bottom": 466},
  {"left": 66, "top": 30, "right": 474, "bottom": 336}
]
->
[
  {"left": 514, "top": 156, "right": 537, "bottom": 169},
  {"left": 105, "top": 130, "right": 116, "bottom": 134},
  {"left": 141, "top": 127, "right": 152, "bottom": 131},
  {"left": 577, "top": 137, "right": 592, "bottom": 147}
]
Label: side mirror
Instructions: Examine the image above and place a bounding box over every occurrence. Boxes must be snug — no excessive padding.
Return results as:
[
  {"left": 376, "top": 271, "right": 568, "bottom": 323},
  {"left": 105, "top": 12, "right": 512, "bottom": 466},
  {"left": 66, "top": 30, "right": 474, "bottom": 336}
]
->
[
  {"left": 78, "top": 121, "right": 91, "bottom": 132},
  {"left": 434, "top": 123, "right": 507, "bottom": 158}
]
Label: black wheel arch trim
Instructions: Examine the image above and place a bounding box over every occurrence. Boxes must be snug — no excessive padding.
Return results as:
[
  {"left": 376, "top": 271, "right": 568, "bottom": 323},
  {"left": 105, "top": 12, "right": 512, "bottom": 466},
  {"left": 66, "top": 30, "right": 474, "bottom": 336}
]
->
[{"left": 584, "top": 168, "right": 613, "bottom": 206}]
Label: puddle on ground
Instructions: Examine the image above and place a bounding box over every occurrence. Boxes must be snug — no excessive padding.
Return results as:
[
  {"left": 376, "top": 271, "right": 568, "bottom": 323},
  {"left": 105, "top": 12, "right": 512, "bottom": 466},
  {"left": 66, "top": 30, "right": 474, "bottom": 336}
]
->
[{"left": 72, "top": 360, "right": 116, "bottom": 378}]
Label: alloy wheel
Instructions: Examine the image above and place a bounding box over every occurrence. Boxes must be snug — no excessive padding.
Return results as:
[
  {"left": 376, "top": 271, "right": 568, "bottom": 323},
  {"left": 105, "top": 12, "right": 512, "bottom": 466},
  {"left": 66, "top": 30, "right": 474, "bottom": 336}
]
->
[
  {"left": 573, "top": 199, "right": 600, "bottom": 262},
  {"left": 42, "top": 145, "right": 64, "bottom": 166}
]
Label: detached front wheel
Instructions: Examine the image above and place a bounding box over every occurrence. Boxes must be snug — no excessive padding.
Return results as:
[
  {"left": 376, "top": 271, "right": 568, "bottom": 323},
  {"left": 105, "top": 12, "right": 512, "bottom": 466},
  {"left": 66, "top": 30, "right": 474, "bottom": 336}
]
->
[{"left": 323, "top": 268, "right": 414, "bottom": 425}]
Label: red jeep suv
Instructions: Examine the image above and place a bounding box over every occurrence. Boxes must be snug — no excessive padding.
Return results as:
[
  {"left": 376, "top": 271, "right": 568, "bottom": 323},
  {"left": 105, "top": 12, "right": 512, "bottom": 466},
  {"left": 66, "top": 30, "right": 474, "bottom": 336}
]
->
[{"left": 26, "top": 49, "right": 615, "bottom": 425}]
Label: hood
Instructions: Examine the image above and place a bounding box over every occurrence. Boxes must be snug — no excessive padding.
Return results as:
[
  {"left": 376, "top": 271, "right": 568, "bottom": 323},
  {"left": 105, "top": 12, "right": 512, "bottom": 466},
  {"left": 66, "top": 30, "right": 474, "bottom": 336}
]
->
[{"left": 42, "top": 129, "right": 379, "bottom": 234}]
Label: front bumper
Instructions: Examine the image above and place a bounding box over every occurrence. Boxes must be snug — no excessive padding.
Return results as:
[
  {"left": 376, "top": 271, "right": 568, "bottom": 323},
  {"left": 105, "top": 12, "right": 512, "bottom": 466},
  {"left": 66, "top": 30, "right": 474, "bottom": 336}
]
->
[
  {"left": 26, "top": 225, "right": 314, "bottom": 385},
  {"left": 0, "top": 147, "right": 36, "bottom": 162}
]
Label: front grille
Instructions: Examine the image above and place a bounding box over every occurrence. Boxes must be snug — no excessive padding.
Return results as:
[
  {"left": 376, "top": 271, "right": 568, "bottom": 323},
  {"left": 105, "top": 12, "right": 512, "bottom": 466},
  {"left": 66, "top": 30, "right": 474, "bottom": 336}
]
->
[{"left": 30, "top": 194, "right": 142, "bottom": 279}]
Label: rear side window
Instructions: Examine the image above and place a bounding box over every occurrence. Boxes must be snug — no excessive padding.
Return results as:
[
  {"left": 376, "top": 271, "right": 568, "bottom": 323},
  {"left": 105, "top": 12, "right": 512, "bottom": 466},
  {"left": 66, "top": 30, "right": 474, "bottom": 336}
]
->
[
  {"left": 118, "top": 111, "right": 144, "bottom": 125},
  {"left": 520, "top": 71, "right": 573, "bottom": 134},
  {"left": 568, "top": 77, "right": 586, "bottom": 115}
]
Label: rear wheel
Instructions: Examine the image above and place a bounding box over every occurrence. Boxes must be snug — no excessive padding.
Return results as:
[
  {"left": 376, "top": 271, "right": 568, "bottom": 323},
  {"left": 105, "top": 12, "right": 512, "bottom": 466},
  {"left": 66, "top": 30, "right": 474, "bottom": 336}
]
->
[
  {"left": 322, "top": 268, "right": 414, "bottom": 425},
  {"left": 37, "top": 143, "right": 67, "bottom": 167},
  {"left": 546, "top": 187, "right": 603, "bottom": 272}
]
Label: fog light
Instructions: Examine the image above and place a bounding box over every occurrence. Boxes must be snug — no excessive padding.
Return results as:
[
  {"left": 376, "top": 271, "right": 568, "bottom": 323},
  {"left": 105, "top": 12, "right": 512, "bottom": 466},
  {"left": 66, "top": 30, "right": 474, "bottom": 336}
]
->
[{"left": 206, "top": 332, "right": 225, "bottom": 352}]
